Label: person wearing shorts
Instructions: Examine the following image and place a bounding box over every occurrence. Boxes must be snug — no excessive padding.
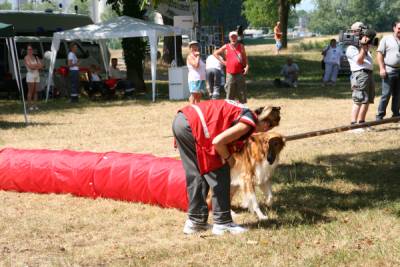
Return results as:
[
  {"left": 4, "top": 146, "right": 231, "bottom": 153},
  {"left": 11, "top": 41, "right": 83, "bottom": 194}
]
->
[
  {"left": 187, "top": 40, "right": 206, "bottom": 104},
  {"left": 346, "top": 22, "right": 375, "bottom": 131},
  {"left": 274, "top": 21, "right": 283, "bottom": 55},
  {"left": 24, "top": 44, "right": 43, "bottom": 111}
]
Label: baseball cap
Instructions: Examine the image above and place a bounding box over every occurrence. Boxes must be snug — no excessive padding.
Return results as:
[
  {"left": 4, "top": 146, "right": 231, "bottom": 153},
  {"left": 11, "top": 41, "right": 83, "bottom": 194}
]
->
[
  {"left": 188, "top": 40, "right": 199, "bottom": 47},
  {"left": 351, "top": 22, "right": 365, "bottom": 31},
  {"left": 229, "top": 31, "right": 238, "bottom": 38}
]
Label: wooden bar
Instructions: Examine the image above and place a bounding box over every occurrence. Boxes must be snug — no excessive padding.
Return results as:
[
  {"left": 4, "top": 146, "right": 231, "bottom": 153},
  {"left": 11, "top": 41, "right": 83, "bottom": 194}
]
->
[{"left": 284, "top": 116, "right": 400, "bottom": 142}]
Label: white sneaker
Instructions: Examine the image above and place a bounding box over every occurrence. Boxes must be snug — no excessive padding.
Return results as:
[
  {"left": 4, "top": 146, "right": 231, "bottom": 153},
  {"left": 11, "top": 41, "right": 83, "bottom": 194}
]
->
[
  {"left": 349, "top": 128, "right": 365, "bottom": 134},
  {"left": 183, "top": 219, "right": 211, "bottom": 235},
  {"left": 212, "top": 222, "right": 248, "bottom": 236}
]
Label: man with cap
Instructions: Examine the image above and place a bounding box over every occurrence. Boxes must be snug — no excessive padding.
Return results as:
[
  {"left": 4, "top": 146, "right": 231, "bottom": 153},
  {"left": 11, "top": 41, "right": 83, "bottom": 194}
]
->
[
  {"left": 172, "top": 99, "right": 281, "bottom": 235},
  {"left": 213, "top": 31, "right": 249, "bottom": 103},
  {"left": 375, "top": 20, "right": 400, "bottom": 120},
  {"left": 346, "top": 22, "right": 375, "bottom": 132}
]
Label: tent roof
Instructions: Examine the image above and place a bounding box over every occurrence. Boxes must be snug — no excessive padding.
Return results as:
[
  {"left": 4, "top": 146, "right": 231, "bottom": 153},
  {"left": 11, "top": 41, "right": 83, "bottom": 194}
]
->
[
  {"left": 53, "top": 16, "right": 182, "bottom": 40},
  {"left": 0, "top": 22, "right": 14, "bottom": 37}
]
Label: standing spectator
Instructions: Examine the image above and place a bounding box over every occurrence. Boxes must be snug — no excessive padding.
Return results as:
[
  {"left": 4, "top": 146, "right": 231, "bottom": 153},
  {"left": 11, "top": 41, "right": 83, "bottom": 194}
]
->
[
  {"left": 68, "top": 43, "right": 80, "bottom": 103},
  {"left": 24, "top": 44, "right": 43, "bottom": 111},
  {"left": 187, "top": 41, "right": 206, "bottom": 104},
  {"left": 206, "top": 53, "right": 225, "bottom": 99},
  {"left": 108, "top": 58, "right": 135, "bottom": 98},
  {"left": 280, "top": 57, "right": 299, "bottom": 88},
  {"left": 274, "top": 21, "right": 283, "bottom": 55},
  {"left": 322, "top": 39, "right": 342, "bottom": 86},
  {"left": 346, "top": 22, "right": 375, "bottom": 132},
  {"left": 376, "top": 20, "right": 400, "bottom": 120},
  {"left": 213, "top": 31, "right": 249, "bottom": 103}
]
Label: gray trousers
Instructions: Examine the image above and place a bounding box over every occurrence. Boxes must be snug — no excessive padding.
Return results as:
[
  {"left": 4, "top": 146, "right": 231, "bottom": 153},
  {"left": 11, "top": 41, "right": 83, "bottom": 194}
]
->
[
  {"left": 172, "top": 112, "right": 232, "bottom": 225},
  {"left": 206, "top": 68, "right": 222, "bottom": 99},
  {"left": 225, "top": 73, "right": 247, "bottom": 103}
]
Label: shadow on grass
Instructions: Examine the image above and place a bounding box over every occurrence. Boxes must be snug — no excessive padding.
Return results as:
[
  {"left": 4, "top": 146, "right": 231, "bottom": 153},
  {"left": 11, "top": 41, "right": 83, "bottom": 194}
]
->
[
  {"left": 246, "top": 148, "right": 400, "bottom": 229},
  {"left": 0, "top": 121, "right": 62, "bottom": 129}
]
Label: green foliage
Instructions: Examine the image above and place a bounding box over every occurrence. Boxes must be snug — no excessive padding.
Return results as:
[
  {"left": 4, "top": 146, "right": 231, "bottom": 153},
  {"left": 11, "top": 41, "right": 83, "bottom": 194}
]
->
[
  {"left": 69, "top": 0, "right": 90, "bottom": 15},
  {"left": 243, "top": 0, "right": 301, "bottom": 28},
  {"left": 293, "top": 40, "right": 327, "bottom": 52},
  {"left": 0, "top": 1, "right": 11, "bottom": 10},
  {"left": 309, "top": 0, "right": 400, "bottom": 34}
]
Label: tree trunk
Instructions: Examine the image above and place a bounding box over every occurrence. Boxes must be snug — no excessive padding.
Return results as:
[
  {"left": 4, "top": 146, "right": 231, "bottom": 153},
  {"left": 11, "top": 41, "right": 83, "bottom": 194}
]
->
[
  {"left": 162, "top": 16, "right": 184, "bottom": 66},
  {"left": 121, "top": 0, "right": 146, "bottom": 91},
  {"left": 279, "top": 0, "right": 290, "bottom": 48}
]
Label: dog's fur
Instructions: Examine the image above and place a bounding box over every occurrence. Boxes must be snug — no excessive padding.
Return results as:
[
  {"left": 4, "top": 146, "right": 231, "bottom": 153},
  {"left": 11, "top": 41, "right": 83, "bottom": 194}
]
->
[{"left": 230, "top": 132, "right": 285, "bottom": 220}]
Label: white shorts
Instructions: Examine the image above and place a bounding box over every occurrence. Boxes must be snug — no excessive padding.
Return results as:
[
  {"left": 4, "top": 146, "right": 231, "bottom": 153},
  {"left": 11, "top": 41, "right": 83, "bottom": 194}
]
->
[{"left": 26, "top": 71, "right": 40, "bottom": 83}]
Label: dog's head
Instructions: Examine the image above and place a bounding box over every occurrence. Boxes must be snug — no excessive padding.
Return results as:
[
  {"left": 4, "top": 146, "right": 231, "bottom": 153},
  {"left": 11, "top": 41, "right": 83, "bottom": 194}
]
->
[{"left": 249, "top": 132, "right": 285, "bottom": 165}]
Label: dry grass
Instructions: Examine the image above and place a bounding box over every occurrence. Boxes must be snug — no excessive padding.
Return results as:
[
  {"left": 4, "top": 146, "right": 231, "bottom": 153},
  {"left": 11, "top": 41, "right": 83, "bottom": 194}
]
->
[{"left": 1, "top": 38, "right": 400, "bottom": 266}]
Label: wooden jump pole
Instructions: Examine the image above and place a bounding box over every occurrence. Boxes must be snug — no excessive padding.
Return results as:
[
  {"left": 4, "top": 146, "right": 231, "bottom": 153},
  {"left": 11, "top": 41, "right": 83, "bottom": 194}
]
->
[{"left": 284, "top": 116, "right": 400, "bottom": 142}]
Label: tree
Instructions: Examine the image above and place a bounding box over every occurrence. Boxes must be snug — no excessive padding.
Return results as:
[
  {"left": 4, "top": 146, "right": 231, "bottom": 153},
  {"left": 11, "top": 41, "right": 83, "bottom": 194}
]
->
[
  {"left": 0, "top": 1, "right": 12, "bottom": 10},
  {"left": 308, "top": 0, "right": 400, "bottom": 34},
  {"left": 106, "top": 0, "right": 147, "bottom": 91},
  {"left": 242, "top": 0, "right": 301, "bottom": 48}
]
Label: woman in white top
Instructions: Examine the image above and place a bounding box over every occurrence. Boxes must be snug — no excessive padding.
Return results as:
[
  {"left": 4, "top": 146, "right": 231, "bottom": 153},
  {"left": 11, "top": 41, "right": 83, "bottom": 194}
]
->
[
  {"left": 24, "top": 44, "right": 43, "bottom": 111},
  {"left": 187, "top": 41, "right": 206, "bottom": 104}
]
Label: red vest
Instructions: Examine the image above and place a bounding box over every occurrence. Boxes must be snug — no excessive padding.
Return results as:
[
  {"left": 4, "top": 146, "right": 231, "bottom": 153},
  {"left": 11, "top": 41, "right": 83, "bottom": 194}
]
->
[
  {"left": 180, "top": 100, "right": 255, "bottom": 175},
  {"left": 226, "top": 43, "right": 244, "bottom": 74}
]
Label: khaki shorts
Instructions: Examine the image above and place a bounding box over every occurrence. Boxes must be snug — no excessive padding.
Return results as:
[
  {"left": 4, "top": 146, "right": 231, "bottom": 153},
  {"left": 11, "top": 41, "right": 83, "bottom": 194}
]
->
[{"left": 350, "top": 70, "right": 375, "bottom": 104}]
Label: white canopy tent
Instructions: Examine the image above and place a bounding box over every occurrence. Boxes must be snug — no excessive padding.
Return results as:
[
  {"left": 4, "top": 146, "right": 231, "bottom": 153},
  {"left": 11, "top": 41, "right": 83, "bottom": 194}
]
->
[{"left": 46, "top": 16, "right": 182, "bottom": 102}]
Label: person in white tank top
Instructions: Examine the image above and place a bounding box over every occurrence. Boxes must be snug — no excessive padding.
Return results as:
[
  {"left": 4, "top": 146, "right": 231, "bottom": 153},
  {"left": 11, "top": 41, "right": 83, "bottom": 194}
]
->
[
  {"left": 24, "top": 44, "right": 43, "bottom": 111},
  {"left": 186, "top": 41, "right": 206, "bottom": 104}
]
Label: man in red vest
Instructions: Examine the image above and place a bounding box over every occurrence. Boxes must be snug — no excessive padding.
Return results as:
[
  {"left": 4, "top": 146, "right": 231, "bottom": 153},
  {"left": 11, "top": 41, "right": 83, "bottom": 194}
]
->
[
  {"left": 172, "top": 100, "right": 281, "bottom": 235},
  {"left": 213, "top": 31, "right": 249, "bottom": 103}
]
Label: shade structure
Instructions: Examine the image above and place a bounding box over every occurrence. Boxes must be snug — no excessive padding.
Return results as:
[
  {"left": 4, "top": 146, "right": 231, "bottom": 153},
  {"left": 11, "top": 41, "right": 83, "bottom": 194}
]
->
[
  {"left": 0, "top": 148, "right": 189, "bottom": 211},
  {"left": 0, "top": 22, "right": 28, "bottom": 124},
  {"left": 46, "top": 16, "right": 182, "bottom": 102}
]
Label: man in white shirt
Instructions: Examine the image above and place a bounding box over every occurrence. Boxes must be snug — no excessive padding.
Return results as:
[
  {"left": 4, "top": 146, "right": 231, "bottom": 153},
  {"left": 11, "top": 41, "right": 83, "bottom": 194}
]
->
[
  {"left": 375, "top": 20, "right": 400, "bottom": 120},
  {"left": 322, "top": 39, "right": 342, "bottom": 86},
  {"left": 108, "top": 58, "right": 135, "bottom": 98},
  {"left": 280, "top": 57, "right": 299, "bottom": 88},
  {"left": 205, "top": 54, "right": 225, "bottom": 99},
  {"left": 346, "top": 22, "right": 375, "bottom": 129},
  {"left": 67, "top": 43, "right": 80, "bottom": 103}
]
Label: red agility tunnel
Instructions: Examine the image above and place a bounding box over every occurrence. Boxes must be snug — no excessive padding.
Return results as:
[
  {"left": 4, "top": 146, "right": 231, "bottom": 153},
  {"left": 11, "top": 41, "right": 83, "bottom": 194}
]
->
[{"left": 0, "top": 148, "right": 188, "bottom": 211}]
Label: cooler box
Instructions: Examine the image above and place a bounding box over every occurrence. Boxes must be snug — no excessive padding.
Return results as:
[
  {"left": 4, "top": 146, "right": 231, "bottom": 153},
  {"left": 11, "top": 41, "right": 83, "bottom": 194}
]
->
[{"left": 168, "top": 67, "right": 190, "bottom": 100}]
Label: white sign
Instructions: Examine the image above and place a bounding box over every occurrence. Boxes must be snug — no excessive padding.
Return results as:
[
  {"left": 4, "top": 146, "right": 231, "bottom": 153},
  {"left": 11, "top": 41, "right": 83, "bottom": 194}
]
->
[
  {"left": 174, "top": 16, "right": 194, "bottom": 30},
  {"left": 156, "top": 0, "right": 198, "bottom": 23}
]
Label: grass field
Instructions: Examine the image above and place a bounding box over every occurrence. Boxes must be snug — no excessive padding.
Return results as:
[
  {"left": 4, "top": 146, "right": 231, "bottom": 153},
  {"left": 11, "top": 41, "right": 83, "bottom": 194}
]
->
[{"left": 0, "top": 38, "right": 400, "bottom": 266}]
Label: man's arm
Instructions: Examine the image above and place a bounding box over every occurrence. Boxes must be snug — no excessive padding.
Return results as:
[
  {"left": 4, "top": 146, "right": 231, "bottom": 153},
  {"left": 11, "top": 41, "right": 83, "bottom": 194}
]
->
[
  {"left": 213, "top": 45, "right": 227, "bottom": 65},
  {"left": 377, "top": 52, "right": 386, "bottom": 78},
  {"left": 241, "top": 46, "right": 249, "bottom": 75}
]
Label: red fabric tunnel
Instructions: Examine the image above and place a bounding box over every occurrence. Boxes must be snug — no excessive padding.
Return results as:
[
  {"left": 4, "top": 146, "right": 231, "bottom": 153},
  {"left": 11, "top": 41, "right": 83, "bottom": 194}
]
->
[{"left": 0, "top": 148, "right": 188, "bottom": 211}]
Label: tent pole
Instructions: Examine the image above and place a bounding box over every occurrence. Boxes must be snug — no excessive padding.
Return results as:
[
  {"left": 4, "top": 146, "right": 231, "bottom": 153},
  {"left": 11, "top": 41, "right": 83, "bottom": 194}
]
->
[
  {"left": 7, "top": 37, "right": 28, "bottom": 124},
  {"left": 174, "top": 34, "right": 177, "bottom": 66}
]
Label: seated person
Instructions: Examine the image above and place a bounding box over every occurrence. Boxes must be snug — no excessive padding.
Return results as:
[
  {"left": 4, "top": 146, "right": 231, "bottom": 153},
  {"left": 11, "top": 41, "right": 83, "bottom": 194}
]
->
[
  {"left": 108, "top": 58, "right": 135, "bottom": 97},
  {"left": 276, "top": 57, "right": 299, "bottom": 88},
  {"left": 85, "top": 64, "right": 113, "bottom": 99}
]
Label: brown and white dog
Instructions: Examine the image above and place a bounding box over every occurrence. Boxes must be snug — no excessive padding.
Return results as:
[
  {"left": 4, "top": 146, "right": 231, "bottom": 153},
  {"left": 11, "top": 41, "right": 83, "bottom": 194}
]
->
[{"left": 230, "top": 132, "right": 285, "bottom": 220}]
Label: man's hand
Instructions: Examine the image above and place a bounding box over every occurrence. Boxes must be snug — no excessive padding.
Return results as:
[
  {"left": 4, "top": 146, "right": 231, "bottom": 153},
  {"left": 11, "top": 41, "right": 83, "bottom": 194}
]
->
[
  {"left": 194, "top": 51, "right": 200, "bottom": 57},
  {"left": 243, "top": 65, "right": 249, "bottom": 75},
  {"left": 360, "top": 36, "right": 370, "bottom": 46},
  {"left": 379, "top": 68, "right": 387, "bottom": 79}
]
